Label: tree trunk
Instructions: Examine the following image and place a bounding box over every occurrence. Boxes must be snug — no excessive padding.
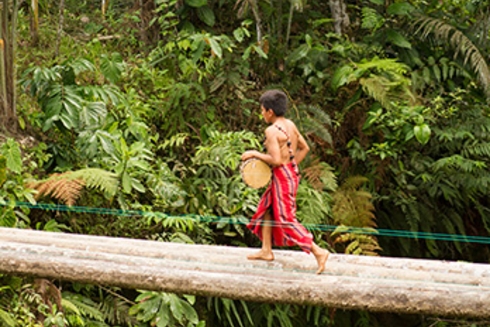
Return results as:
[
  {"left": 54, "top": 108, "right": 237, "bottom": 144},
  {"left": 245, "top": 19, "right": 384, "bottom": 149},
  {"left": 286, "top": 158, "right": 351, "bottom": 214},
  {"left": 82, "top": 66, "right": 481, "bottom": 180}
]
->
[
  {"left": 0, "top": 0, "right": 19, "bottom": 131},
  {"left": 329, "top": 0, "right": 350, "bottom": 35},
  {"left": 56, "top": 0, "right": 64, "bottom": 57},
  {"left": 1, "top": 227, "right": 490, "bottom": 318},
  {"left": 102, "top": 0, "right": 109, "bottom": 16},
  {"left": 30, "top": 0, "right": 39, "bottom": 46}
]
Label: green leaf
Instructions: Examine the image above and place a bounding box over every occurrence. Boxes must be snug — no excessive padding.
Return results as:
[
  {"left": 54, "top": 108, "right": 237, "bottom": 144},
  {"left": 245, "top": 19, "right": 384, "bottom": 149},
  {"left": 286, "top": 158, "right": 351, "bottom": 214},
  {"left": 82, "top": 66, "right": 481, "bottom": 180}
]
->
[
  {"left": 1, "top": 139, "right": 22, "bottom": 173},
  {"left": 156, "top": 305, "right": 171, "bottom": 327},
  {"left": 233, "top": 28, "right": 244, "bottom": 42},
  {"left": 414, "top": 124, "right": 431, "bottom": 145},
  {"left": 287, "top": 44, "right": 309, "bottom": 63},
  {"left": 185, "top": 0, "right": 206, "bottom": 7},
  {"left": 131, "top": 177, "right": 146, "bottom": 193},
  {"left": 331, "top": 65, "right": 354, "bottom": 91},
  {"left": 101, "top": 52, "right": 124, "bottom": 84},
  {"left": 122, "top": 171, "right": 132, "bottom": 193},
  {"left": 0, "top": 308, "right": 16, "bottom": 327},
  {"left": 79, "top": 101, "right": 107, "bottom": 127},
  {"left": 387, "top": 2, "right": 415, "bottom": 16},
  {"left": 61, "top": 298, "right": 81, "bottom": 315},
  {"left": 207, "top": 37, "right": 222, "bottom": 58},
  {"left": 197, "top": 6, "right": 215, "bottom": 26},
  {"left": 0, "top": 156, "right": 6, "bottom": 186},
  {"left": 386, "top": 29, "right": 412, "bottom": 49}
]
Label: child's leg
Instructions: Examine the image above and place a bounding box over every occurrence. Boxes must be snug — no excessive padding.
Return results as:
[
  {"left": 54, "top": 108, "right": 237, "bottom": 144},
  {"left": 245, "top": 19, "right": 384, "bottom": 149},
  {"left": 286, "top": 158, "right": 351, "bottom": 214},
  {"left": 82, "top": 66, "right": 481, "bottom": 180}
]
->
[
  {"left": 247, "top": 210, "right": 274, "bottom": 261},
  {"left": 311, "top": 242, "right": 329, "bottom": 274}
]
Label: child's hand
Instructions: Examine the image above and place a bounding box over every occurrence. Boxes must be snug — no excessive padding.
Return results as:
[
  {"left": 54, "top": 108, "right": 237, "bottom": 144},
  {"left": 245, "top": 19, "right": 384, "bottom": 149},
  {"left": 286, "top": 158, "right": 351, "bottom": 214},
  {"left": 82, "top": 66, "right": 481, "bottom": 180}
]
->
[{"left": 241, "top": 150, "right": 260, "bottom": 161}]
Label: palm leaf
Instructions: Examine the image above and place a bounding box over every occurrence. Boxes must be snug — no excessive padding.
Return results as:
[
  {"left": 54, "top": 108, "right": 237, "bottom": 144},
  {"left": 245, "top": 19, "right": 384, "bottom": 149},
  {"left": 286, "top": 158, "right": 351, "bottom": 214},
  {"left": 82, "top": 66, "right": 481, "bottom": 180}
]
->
[{"left": 411, "top": 14, "right": 490, "bottom": 97}]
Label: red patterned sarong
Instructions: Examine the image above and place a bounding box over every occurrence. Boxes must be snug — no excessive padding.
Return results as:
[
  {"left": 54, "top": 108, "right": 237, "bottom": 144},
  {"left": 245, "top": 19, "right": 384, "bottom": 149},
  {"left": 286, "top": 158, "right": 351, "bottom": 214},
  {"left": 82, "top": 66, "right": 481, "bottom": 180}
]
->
[{"left": 247, "top": 162, "right": 313, "bottom": 253}]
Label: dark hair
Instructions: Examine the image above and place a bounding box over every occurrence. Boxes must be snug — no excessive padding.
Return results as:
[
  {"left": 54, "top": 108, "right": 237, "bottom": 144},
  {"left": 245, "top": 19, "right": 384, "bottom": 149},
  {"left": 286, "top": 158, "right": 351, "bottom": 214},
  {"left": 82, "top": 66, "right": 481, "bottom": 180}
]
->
[{"left": 259, "top": 90, "right": 287, "bottom": 116}]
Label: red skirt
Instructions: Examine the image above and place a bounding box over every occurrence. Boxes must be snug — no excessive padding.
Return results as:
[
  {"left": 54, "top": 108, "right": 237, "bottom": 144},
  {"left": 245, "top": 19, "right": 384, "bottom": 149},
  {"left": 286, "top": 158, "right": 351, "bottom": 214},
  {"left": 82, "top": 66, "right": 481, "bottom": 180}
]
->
[{"left": 247, "top": 162, "right": 313, "bottom": 253}]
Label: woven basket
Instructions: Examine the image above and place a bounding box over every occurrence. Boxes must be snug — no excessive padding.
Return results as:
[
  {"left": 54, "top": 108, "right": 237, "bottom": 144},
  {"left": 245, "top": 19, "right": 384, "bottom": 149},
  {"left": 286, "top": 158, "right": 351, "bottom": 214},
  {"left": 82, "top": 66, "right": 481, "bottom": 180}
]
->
[{"left": 240, "top": 158, "right": 272, "bottom": 189}]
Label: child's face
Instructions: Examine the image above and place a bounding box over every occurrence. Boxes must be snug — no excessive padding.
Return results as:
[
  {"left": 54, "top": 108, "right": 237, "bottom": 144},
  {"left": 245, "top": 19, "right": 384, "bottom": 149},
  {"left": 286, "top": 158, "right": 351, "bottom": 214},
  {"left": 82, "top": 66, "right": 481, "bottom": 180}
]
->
[{"left": 261, "top": 105, "right": 271, "bottom": 123}]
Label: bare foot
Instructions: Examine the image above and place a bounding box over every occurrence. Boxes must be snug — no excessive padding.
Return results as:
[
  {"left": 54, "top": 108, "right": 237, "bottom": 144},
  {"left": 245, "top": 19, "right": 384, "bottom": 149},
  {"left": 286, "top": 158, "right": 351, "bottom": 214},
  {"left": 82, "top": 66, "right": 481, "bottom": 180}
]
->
[
  {"left": 247, "top": 250, "right": 274, "bottom": 261},
  {"left": 315, "top": 250, "right": 329, "bottom": 275}
]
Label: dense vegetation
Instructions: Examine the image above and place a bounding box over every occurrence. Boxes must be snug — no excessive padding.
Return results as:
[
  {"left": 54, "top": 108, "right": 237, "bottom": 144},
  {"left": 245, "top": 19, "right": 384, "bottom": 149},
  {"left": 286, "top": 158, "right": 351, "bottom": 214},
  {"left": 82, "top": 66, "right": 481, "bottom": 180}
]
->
[{"left": 1, "top": 0, "right": 490, "bottom": 325}]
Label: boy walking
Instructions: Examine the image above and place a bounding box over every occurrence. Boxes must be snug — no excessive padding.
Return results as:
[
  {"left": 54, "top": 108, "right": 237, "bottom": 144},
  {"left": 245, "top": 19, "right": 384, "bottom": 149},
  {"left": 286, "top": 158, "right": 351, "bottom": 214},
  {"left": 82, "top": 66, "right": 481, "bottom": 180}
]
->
[{"left": 241, "top": 90, "right": 329, "bottom": 274}]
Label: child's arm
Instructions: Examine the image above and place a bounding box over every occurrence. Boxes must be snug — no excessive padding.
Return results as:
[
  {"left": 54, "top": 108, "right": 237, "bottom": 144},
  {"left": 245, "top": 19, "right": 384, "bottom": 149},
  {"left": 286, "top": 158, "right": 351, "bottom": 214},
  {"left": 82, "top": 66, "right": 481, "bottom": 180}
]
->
[
  {"left": 241, "top": 128, "right": 283, "bottom": 166},
  {"left": 295, "top": 131, "right": 310, "bottom": 165}
]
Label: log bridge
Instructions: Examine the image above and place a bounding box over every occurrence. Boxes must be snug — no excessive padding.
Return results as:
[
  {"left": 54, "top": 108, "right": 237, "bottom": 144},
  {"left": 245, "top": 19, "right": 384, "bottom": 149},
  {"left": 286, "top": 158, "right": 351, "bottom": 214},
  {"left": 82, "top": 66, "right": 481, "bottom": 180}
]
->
[{"left": 0, "top": 227, "right": 489, "bottom": 318}]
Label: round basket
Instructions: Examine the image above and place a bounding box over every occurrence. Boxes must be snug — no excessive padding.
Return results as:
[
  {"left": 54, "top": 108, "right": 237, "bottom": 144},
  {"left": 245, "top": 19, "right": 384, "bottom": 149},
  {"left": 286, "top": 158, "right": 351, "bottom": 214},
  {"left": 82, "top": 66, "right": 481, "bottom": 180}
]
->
[{"left": 240, "top": 158, "right": 272, "bottom": 189}]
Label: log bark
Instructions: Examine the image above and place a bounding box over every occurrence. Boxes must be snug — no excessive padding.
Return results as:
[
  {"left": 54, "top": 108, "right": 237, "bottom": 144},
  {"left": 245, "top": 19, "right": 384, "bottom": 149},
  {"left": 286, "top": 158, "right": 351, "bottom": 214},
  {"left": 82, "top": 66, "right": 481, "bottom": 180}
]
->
[{"left": 1, "top": 228, "right": 490, "bottom": 318}]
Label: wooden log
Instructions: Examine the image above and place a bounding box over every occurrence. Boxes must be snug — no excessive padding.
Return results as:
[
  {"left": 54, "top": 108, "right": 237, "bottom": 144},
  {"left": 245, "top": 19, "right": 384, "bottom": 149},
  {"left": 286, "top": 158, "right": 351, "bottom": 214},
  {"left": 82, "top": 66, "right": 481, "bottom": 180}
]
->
[
  {"left": 0, "top": 240, "right": 489, "bottom": 318},
  {"left": 1, "top": 227, "right": 489, "bottom": 286}
]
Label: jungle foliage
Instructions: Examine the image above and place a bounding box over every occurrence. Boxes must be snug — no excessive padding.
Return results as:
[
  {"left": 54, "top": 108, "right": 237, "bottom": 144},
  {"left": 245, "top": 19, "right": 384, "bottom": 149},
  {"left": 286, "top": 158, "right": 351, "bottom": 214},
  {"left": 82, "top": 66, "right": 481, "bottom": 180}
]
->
[{"left": 1, "top": 0, "right": 490, "bottom": 326}]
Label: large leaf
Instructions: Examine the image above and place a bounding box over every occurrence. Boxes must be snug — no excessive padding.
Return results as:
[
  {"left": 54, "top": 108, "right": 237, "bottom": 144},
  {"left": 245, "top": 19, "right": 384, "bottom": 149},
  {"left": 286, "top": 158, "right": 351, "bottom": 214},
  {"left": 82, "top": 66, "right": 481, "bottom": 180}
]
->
[
  {"left": 414, "top": 124, "right": 431, "bottom": 145},
  {"left": 386, "top": 29, "right": 412, "bottom": 49},
  {"left": 101, "top": 52, "right": 124, "bottom": 84},
  {"left": 0, "top": 156, "right": 6, "bottom": 186},
  {"left": 185, "top": 0, "right": 206, "bottom": 7},
  {"left": 206, "top": 37, "right": 222, "bottom": 58},
  {"left": 331, "top": 65, "right": 355, "bottom": 91},
  {"left": 0, "top": 308, "right": 15, "bottom": 327},
  {"left": 0, "top": 139, "right": 22, "bottom": 174},
  {"left": 387, "top": 2, "right": 415, "bottom": 16},
  {"left": 197, "top": 6, "right": 215, "bottom": 27},
  {"left": 67, "top": 58, "right": 96, "bottom": 75},
  {"left": 79, "top": 101, "right": 107, "bottom": 128}
]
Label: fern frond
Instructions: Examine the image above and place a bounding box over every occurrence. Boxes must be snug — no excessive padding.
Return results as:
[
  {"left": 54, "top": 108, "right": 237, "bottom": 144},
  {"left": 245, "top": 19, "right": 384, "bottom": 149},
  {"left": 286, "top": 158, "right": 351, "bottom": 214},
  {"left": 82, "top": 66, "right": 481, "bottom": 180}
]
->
[
  {"left": 294, "top": 105, "right": 333, "bottom": 145},
  {"left": 331, "top": 227, "right": 382, "bottom": 256},
  {"left": 333, "top": 176, "right": 376, "bottom": 228},
  {"left": 302, "top": 159, "right": 337, "bottom": 191},
  {"left": 70, "top": 168, "right": 119, "bottom": 197},
  {"left": 339, "top": 175, "right": 369, "bottom": 190},
  {"left": 28, "top": 173, "right": 85, "bottom": 206},
  {"left": 27, "top": 168, "right": 118, "bottom": 205},
  {"left": 62, "top": 292, "right": 105, "bottom": 322},
  {"left": 411, "top": 15, "right": 490, "bottom": 97}
]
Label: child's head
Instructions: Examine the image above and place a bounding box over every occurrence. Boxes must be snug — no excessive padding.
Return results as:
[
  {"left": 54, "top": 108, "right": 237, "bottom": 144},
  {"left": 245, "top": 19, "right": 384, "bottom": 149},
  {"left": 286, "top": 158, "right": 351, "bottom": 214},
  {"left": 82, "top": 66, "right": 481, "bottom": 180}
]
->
[{"left": 259, "top": 90, "right": 287, "bottom": 117}]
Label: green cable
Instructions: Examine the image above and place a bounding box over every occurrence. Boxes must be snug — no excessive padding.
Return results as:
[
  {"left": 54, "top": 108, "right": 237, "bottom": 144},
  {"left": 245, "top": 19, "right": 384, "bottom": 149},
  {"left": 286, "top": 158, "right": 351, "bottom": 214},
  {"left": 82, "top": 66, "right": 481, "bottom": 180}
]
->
[{"left": 2, "top": 201, "right": 490, "bottom": 244}]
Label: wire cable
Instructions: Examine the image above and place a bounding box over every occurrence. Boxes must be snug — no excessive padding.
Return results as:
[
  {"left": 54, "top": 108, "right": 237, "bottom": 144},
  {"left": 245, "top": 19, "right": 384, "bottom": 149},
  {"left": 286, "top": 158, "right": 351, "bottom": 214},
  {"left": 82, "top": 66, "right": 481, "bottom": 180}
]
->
[{"left": 2, "top": 201, "right": 490, "bottom": 244}]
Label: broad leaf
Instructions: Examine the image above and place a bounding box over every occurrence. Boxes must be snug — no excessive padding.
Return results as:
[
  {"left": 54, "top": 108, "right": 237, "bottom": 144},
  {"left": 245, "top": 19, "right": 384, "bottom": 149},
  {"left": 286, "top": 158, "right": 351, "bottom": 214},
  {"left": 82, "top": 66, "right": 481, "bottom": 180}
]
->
[
  {"left": 0, "top": 308, "right": 15, "bottom": 327},
  {"left": 197, "top": 6, "right": 215, "bottom": 27},
  {"left": 386, "top": 29, "right": 412, "bottom": 49},
  {"left": 1, "top": 139, "right": 22, "bottom": 173},
  {"left": 331, "top": 65, "right": 354, "bottom": 91},
  {"left": 185, "top": 0, "right": 206, "bottom": 7},
  {"left": 414, "top": 124, "right": 431, "bottom": 145},
  {"left": 0, "top": 156, "right": 6, "bottom": 186},
  {"left": 387, "top": 2, "right": 415, "bottom": 16},
  {"left": 79, "top": 101, "right": 107, "bottom": 128},
  {"left": 207, "top": 37, "right": 222, "bottom": 58},
  {"left": 101, "top": 52, "right": 124, "bottom": 84}
]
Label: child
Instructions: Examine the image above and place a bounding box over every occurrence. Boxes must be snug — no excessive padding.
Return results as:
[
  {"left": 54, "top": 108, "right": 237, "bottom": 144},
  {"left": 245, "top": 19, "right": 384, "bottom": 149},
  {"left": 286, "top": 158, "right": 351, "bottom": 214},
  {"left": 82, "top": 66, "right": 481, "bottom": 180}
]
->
[{"left": 241, "top": 89, "right": 329, "bottom": 274}]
